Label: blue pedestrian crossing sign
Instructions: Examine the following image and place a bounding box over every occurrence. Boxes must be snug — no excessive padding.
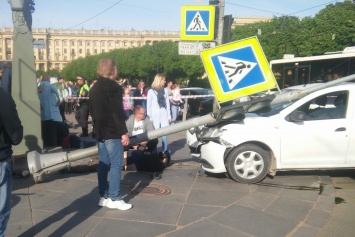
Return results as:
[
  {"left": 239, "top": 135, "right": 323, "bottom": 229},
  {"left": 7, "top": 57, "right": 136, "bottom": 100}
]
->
[
  {"left": 200, "top": 37, "right": 277, "bottom": 103},
  {"left": 181, "top": 6, "right": 215, "bottom": 41}
]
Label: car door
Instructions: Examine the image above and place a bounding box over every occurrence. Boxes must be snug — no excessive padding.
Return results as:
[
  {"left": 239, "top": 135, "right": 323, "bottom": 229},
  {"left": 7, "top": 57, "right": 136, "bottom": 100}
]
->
[{"left": 279, "top": 90, "right": 350, "bottom": 167}]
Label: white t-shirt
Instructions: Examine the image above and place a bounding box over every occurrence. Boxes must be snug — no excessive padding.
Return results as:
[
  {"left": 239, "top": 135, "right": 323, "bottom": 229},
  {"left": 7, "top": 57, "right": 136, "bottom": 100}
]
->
[{"left": 132, "top": 120, "right": 144, "bottom": 136}]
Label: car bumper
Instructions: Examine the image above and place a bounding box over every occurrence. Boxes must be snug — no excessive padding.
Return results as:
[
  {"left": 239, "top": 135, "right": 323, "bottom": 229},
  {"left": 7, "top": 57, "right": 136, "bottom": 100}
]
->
[{"left": 200, "top": 141, "right": 227, "bottom": 173}]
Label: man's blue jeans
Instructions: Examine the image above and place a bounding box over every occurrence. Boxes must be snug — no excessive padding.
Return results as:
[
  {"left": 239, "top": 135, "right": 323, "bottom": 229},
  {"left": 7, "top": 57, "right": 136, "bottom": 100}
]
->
[
  {"left": 0, "top": 159, "right": 12, "bottom": 236},
  {"left": 97, "top": 139, "right": 124, "bottom": 201}
]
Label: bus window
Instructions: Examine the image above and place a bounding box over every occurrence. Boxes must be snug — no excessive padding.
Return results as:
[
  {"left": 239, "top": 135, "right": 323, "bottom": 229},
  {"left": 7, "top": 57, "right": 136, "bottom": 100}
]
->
[{"left": 270, "top": 47, "right": 355, "bottom": 89}]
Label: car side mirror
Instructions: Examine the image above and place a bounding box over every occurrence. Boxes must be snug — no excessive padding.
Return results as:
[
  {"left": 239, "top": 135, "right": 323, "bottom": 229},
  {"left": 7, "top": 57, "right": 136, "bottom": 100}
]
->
[{"left": 288, "top": 111, "right": 307, "bottom": 122}]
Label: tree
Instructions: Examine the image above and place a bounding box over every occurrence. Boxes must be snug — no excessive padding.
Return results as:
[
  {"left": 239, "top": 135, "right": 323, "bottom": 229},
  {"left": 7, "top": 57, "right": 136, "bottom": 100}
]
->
[
  {"left": 231, "top": 1, "right": 355, "bottom": 60},
  {"left": 59, "top": 41, "right": 206, "bottom": 87}
]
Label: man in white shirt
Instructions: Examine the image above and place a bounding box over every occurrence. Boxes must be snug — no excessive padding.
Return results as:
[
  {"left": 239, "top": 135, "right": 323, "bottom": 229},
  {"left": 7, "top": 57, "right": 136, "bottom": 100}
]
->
[{"left": 125, "top": 105, "right": 158, "bottom": 151}]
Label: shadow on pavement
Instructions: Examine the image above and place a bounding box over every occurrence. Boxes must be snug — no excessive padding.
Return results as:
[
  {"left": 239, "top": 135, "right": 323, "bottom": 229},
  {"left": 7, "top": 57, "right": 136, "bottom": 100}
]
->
[{"left": 18, "top": 188, "right": 98, "bottom": 237}]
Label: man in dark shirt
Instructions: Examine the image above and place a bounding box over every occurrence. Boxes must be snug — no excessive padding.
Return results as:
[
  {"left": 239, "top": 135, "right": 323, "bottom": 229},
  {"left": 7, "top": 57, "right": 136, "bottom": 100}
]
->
[
  {"left": 89, "top": 59, "right": 132, "bottom": 211},
  {"left": 0, "top": 88, "right": 23, "bottom": 236},
  {"left": 75, "top": 75, "right": 90, "bottom": 137},
  {"left": 133, "top": 80, "right": 145, "bottom": 107}
]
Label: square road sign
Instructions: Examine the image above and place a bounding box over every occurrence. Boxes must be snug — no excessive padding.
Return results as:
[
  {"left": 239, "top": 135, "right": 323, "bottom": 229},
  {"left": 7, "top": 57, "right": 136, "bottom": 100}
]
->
[
  {"left": 200, "top": 37, "right": 277, "bottom": 103},
  {"left": 181, "top": 5, "right": 215, "bottom": 41}
]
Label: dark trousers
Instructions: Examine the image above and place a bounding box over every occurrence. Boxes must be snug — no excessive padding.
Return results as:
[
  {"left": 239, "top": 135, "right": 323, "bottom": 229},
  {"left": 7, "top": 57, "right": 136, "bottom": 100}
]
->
[
  {"left": 41, "top": 120, "right": 58, "bottom": 147},
  {"left": 59, "top": 102, "right": 66, "bottom": 122},
  {"left": 75, "top": 103, "right": 89, "bottom": 129}
]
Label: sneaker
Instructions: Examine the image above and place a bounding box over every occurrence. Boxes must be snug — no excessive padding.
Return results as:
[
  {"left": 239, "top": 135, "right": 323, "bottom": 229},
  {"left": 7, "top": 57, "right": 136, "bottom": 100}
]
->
[
  {"left": 98, "top": 197, "right": 109, "bottom": 207},
  {"left": 153, "top": 172, "right": 162, "bottom": 180},
  {"left": 106, "top": 199, "right": 132, "bottom": 210}
]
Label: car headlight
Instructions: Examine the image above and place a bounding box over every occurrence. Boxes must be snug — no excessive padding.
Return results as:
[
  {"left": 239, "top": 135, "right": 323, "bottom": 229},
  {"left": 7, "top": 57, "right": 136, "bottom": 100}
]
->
[
  {"left": 200, "top": 127, "right": 224, "bottom": 140},
  {"left": 199, "top": 127, "right": 233, "bottom": 147}
]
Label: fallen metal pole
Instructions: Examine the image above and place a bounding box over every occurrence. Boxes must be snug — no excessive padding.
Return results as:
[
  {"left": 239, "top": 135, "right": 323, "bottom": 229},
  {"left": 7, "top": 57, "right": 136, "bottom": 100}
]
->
[{"left": 27, "top": 74, "right": 355, "bottom": 183}]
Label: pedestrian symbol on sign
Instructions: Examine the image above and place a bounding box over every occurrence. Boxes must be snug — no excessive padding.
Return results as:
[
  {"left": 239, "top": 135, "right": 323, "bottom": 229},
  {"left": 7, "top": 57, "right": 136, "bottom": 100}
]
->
[
  {"left": 187, "top": 11, "right": 208, "bottom": 32},
  {"left": 218, "top": 56, "right": 257, "bottom": 90}
]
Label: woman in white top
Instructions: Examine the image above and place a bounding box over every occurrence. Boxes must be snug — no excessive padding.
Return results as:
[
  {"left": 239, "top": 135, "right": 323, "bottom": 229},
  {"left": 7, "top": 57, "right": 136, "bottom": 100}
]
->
[{"left": 147, "top": 73, "right": 171, "bottom": 152}]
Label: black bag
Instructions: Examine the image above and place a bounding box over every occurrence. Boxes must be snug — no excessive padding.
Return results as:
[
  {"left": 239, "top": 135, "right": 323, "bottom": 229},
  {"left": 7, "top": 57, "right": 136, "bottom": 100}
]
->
[
  {"left": 128, "top": 150, "right": 165, "bottom": 172},
  {"left": 179, "top": 99, "right": 185, "bottom": 109}
]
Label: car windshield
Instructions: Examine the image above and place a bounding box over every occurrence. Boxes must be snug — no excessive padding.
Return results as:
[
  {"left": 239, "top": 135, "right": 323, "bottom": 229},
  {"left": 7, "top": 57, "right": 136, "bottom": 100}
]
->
[
  {"left": 257, "top": 99, "right": 297, "bottom": 117},
  {"left": 203, "top": 89, "right": 213, "bottom": 95}
]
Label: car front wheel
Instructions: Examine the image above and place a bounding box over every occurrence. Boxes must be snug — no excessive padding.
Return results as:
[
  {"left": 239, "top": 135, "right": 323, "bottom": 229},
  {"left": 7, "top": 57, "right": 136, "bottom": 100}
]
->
[{"left": 226, "top": 144, "right": 269, "bottom": 184}]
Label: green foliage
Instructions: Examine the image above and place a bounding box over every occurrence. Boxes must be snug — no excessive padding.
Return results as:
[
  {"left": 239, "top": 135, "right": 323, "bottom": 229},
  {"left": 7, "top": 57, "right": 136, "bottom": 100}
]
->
[
  {"left": 231, "top": 1, "right": 355, "bottom": 60},
  {"left": 55, "top": 1, "right": 355, "bottom": 86},
  {"left": 59, "top": 41, "right": 206, "bottom": 87}
]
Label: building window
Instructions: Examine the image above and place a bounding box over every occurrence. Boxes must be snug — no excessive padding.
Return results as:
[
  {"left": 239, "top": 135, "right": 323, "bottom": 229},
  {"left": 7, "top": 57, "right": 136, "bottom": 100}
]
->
[
  {"left": 55, "top": 63, "right": 60, "bottom": 70},
  {"left": 102, "top": 49, "right": 105, "bottom": 53},
  {"left": 94, "top": 49, "right": 98, "bottom": 54},
  {"left": 63, "top": 48, "right": 67, "bottom": 53},
  {"left": 71, "top": 55, "right": 75, "bottom": 60},
  {"left": 94, "top": 41, "right": 98, "bottom": 46},
  {"left": 48, "top": 55, "right": 51, "bottom": 60},
  {"left": 71, "top": 40, "right": 75, "bottom": 46},
  {"left": 86, "top": 41, "right": 90, "bottom": 46},
  {"left": 86, "top": 49, "right": 90, "bottom": 55},
  {"left": 78, "top": 40, "right": 82, "bottom": 46},
  {"left": 6, "top": 38, "right": 11, "bottom": 45},
  {"left": 63, "top": 40, "right": 67, "bottom": 46},
  {"left": 48, "top": 40, "right": 52, "bottom": 45},
  {"left": 55, "top": 40, "right": 60, "bottom": 46},
  {"left": 101, "top": 41, "right": 106, "bottom": 46},
  {"left": 109, "top": 41, "right": 114, "bottom": 47},
  {"left": 6, "top": 55, "right": 11, "bottom": 60},
  {"left": 79, "top": 49, "right": 83, "bottom": 54}
]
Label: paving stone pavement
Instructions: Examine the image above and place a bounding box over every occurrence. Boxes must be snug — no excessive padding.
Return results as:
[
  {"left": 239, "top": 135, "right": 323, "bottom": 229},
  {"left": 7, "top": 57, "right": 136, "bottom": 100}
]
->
[{"left": 4, "top": 114, "right": 344, "bottom": 237}]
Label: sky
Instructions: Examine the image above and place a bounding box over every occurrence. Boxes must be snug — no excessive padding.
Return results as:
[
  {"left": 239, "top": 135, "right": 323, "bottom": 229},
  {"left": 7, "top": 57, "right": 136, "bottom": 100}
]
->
[{"left": 0, "top": 0, "right": 344, "bottom": 31}]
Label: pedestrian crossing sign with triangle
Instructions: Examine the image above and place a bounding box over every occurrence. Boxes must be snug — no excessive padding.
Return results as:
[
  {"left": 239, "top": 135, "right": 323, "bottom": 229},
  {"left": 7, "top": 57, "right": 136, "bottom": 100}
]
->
[
  {"left": 181, "top": 6, "right": 215, "bottom": 41},
  {"left": 200, "top": 37, "right": 277, "bottom": 103}
]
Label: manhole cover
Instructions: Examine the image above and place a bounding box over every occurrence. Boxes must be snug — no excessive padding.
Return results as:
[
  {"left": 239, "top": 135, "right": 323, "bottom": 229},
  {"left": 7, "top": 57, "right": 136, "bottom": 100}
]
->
[{"left": 131, "top": 183, "right": 171, "bottom": 196}]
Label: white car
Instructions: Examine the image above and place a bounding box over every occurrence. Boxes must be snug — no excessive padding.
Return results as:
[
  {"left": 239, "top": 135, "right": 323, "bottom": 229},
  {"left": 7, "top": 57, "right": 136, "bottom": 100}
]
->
[{"left": 187, "top": 83, "right": 355, "bottom": 183}]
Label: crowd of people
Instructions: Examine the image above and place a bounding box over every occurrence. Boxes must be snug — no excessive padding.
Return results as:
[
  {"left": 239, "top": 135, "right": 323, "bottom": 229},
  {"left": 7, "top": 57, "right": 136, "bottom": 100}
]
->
[{"left": 0, "top": 59, "right": 186, "bottom": 235}]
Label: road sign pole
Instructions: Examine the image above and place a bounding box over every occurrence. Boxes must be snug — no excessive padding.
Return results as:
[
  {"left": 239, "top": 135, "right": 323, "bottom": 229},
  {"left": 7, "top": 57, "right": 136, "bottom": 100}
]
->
[
  {"left": 216, "top": 0, "right": 225, "bottom": 46},
  {"left": 213, "top": 0, "right": 225, "bottom": 112}
]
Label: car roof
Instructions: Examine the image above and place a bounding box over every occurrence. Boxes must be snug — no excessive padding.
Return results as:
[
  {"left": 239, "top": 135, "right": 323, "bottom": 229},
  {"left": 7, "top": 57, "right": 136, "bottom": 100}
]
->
[
  {"left": 180, "top": 87, "right": 206, "bottom": 90},
  {"left": 281, "top": 83, "right": 324, "bottom": 92}
]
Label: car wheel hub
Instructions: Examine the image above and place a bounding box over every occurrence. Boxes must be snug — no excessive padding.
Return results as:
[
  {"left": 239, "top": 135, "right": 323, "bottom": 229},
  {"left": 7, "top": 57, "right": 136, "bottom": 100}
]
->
[{"left": 235, "top": 151, "right": 264, "bottom": 179}]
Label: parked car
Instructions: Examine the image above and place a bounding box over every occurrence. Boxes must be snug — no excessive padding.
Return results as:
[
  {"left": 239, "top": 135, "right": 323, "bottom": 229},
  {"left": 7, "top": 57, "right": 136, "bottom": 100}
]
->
[
  {"left": 180, "top": 87, "right": 214, "bottom": 115},
  {"left": 187, "top": 83, "right": 355, "bottom": 184},
  {"left": 199, "top": 93, "right": 267, "bottom": 116}
]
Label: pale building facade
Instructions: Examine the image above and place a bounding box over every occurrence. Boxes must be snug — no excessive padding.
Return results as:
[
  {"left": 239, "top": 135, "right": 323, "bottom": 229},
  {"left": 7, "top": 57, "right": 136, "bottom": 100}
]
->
[
  {"left": 0, "top": 17, "right": 268, "bottom": 71},
  {"left": 0, "top": 27, "right": 180, "bottom": 71},
  {"left": 232, "top": 16, "right": 271, "bottom": 28}
]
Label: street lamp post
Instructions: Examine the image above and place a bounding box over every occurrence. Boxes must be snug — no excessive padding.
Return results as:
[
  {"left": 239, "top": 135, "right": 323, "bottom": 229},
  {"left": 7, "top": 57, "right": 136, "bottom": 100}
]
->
[{"left": 9, "top": 0, "right": 43, "bottom": 154}]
